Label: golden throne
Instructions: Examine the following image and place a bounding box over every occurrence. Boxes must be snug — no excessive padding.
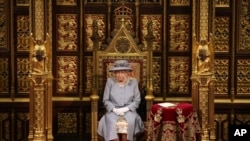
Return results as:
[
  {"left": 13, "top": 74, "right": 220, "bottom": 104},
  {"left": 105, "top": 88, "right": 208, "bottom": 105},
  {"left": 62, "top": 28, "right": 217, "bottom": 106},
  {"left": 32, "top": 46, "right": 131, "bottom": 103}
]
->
[{"left": 90, "top": 12, "right": 154, "bottom": 141}]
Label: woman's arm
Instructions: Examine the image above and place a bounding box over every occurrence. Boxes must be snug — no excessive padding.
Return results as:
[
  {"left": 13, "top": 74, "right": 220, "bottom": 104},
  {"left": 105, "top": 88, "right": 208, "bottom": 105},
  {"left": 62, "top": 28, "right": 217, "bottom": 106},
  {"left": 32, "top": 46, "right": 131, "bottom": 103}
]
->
[
  {"left": 127, "top": 79, "right": 141, "bottom": 112},
  {"left": 103, "top": 78, "right": 116, "bottom": 112}
]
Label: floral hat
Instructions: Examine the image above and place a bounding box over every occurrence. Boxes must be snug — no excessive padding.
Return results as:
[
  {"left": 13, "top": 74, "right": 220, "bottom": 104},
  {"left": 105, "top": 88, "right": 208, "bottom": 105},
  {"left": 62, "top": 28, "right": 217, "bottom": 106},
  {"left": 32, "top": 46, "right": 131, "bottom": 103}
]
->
[{"left": 109, "top": 60, "right": 133, "bottom": 72}]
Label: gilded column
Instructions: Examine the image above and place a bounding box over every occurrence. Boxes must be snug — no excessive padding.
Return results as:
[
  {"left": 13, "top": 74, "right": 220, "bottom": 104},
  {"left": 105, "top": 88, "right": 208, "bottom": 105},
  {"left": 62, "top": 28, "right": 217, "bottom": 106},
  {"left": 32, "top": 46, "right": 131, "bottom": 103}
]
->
[
  {"left": 144, "top": 20, "right": 155, "bottom": 122},
  {"left": 90, "top": 20, "right": 101, "bottom": 141},
  {"left": 191, "top": 0, "right": 215, "bottom": 140},
  {"left": 29, "top": 0, "right": 53, "bottom": 140}
]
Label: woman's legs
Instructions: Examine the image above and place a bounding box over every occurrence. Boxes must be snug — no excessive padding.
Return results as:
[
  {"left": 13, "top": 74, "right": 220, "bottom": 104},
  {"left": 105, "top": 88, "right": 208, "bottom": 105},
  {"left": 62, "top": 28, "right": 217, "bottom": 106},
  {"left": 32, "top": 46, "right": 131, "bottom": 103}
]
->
[
  {"left": 120, "top": 133, "right": 127, "bottom": 141},
  {"left": 112, "top": 133, "right": 127, "bottom": 141}
]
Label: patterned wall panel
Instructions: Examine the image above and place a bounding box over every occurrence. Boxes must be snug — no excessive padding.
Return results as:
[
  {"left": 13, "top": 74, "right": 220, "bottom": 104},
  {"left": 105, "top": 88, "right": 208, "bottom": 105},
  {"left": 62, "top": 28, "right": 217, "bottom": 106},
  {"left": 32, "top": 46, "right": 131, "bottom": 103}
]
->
[
  {"left": 84, "top": 14, "right": 105, "bottom": 51},
  {"left": 54, "top": 110, "right": 96, "bottom": 140},
  {"left": 140, "top": 15, "right": 162, "bottom": 51},
  {"left": 236, "top": 59, "right": 250, "bottom": 95},
  {"left": 238, "top": 0, "right": 250, "bottom": 52},
  {"left": 0, "top": 58, "right": 9, "bottom": 95},
  {"left": 85, "top": 112, "right": 91, "bottom": 136},
  {"left": 214, "top": 16, "right": 230, "bottom": 53},
  {"left": 214, "top": 59, "right": 229, "bottom": 95},
  {"left": 57, "top": 112, "right": 77, "bottom": 134},
  {"left": 0, "top": 112, "right": 10, "bottom": 140},
  {"left": 16, "top": 113, "right": 29, "bottom": 141},
  {"left": 235, "top": 113, "right": 250, "bottom": 124},
  {"left": 16, "top": 16, "right": 30, "bottom": 52},
  {"left": 17, "top": 58, "right": 30, "bottom": 94},
  {"left": 56, "top": 56, "right": 78, "bottom": 94},
  {"left": 214, "top": 113, "right": 229, "bottom": 141},
  {"left": 168, "top": 57, "right": 189, "bottom": 94},
  {"left": 56, "top": 14, "right": 78, "bottom": 51},
  {"left": 153, "top": 57, "right": 161, "bottom": 96},
  {"left": 168, "top": 14, "right": 190, "bottom": 52},
  {"left": 0, "top": 0, "right": 7, "bottom": 49}
]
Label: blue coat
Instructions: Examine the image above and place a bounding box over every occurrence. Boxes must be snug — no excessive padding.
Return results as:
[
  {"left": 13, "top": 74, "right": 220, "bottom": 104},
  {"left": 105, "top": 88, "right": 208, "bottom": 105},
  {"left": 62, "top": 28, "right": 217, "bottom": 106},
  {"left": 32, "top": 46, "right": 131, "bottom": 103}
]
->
[{"left": 97, "top": 77, "right": 144, "bottom": 141}]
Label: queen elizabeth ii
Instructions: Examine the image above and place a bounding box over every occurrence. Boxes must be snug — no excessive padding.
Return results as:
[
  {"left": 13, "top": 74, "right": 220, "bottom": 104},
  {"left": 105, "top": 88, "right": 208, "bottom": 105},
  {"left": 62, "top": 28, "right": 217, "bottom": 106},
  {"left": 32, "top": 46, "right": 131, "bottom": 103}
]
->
[{"left": 97, "top": 60, "right": 145, "bottom": 141}]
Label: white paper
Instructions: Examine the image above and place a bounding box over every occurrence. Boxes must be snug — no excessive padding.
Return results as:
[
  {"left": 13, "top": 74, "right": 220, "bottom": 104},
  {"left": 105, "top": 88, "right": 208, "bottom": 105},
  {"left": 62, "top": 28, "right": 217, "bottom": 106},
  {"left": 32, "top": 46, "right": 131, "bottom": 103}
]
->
[{"left": 158, "top": 102, "right": 176, "bottom": 107}]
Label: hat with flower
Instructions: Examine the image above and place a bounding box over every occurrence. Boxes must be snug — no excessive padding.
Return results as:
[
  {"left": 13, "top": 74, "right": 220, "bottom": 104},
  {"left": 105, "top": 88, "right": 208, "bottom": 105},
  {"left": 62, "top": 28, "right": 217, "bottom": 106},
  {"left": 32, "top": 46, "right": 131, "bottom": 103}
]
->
[{"left": 109, "top": 60, "right": 133, "bottom": 72}]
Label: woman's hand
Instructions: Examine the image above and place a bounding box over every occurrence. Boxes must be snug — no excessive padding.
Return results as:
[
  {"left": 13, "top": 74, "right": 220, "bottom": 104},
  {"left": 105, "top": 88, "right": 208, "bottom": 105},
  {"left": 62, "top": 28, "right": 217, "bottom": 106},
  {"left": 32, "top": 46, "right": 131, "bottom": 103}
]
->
[
  {"left": 113, "top": 108, "right": 124, "bottom": 116},
  {"left": 113, "top": 107, "right": 129, "bottom": 116},
  {"left": 119, "top": 107, "right": 129, "bottom": 113}
]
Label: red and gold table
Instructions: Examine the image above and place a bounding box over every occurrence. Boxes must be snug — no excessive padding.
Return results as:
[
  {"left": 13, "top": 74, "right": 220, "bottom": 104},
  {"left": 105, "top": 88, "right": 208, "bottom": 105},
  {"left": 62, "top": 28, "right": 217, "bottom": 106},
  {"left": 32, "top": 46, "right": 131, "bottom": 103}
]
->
[{"left": 146, "top": 103, "right": 201, "bottom": 141}]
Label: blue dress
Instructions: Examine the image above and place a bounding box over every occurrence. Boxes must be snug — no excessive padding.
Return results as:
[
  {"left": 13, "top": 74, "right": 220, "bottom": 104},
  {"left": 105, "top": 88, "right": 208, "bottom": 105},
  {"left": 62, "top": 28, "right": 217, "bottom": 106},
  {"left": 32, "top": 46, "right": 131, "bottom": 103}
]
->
[{"left": 97, "top": 77, "right": 144, "bottom": 141}]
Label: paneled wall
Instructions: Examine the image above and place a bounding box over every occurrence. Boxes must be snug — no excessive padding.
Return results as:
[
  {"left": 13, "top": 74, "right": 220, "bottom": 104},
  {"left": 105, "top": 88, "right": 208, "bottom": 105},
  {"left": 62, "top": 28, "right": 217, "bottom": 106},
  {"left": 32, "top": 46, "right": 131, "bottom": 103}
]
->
[{"left": 0, "top": 0, "right": 250, "bottom": 141}]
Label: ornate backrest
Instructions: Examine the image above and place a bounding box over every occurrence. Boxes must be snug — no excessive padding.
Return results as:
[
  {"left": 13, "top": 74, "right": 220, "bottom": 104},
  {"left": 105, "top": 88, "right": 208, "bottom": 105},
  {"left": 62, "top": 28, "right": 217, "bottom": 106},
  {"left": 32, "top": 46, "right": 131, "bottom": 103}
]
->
[{"left": 96, "top": 25, "right": 149, "bottom": 90}]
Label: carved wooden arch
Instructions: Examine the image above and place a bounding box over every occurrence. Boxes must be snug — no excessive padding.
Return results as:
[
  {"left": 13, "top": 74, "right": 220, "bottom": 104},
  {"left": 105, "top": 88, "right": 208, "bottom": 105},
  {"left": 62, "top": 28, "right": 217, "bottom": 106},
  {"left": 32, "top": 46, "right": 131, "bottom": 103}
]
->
[{"left": 90, "top": 21, "right": 154, "bottom": 141}]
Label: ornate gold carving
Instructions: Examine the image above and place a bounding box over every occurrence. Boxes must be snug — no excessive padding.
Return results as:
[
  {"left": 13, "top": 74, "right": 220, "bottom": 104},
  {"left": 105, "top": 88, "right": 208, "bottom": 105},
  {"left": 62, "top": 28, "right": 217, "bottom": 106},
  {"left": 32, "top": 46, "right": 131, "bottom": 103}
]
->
[
  {"left": 34, "top": 0, "right": 44, "bottom": 40},
  {"left": 57, "top": 56, "right": 78, "bottom": 93},
  {"left": 153, "top": 57, "right": 161, "bottom": 95},
  {"left": 214, "top": 16, "right": 230, "bottom": 53},
  {"left": 57, "top": 14, "right": 78, "bottom": 51},
  {"left": 115, "top": 37, "right": 130, "bottom": 53},
  {"left": 57, "top": 112, "right": 77, "bottom": 133},
  {"left": 200, "top": 0, "right": 209, "bottom": 39},
  {"left": 91, "top": 20, "right": 103, "bottom": 51},
  {"left": 114, "top": 4, "right": 133, "bottom": 32},
  {"left": 17, "top": 58, "right": 30, "bottom": 93},
  {"left": 170, "top": 0, "right": 190, "bottom": 6},
  {"left": 17, "top": 16, "right": 30, "bottom": 51},
  {"left": 84, "top": 14, "right": 105, "bottom": 51},
  {"left": 17, "top": 113, "right": 29, "bottom": 140},
  {"left": 29, "top": 74, "right": 47, "bottom": 140},
  {"left": 214, "top": 16, "right": 230, "bottom": 52},
  {"left": 192, "top": 34, "right": 214, "bottom": 74},
  {"left": 169, "top": 14, "right": 190, "bottom": 52},
  {"left": 0, "top": 113, "right": 9, "bottom": 140},
  {"left": 235, "top": 114, "right": 250, "bottom": 124},
  {"left": 214, "top": 114, "right": 228, "bottom": 141},
  {"left": 30, "top": 33, "right": 51, "bottom": 73},
  {"left": 29, "top": 33, "right": 53, "bottom": 140},
  {"left": 191, "top": 34, "right": 215, "bottom": 140},
  {"left": 238, "top": 0, "right": 250, "bottom": 51},
  {"left": 86, "top": 0, "right": 161, "bottom": 3},
  {"left": 85, "top": 57, "right": 93, "bottom": 94},
  {"left": 168, "top": 57, "right": 189, "bottom": 93},
  {"left": 0, "top": 58, "right": 8, "bottom": 94},
  {"left": 141, "top": 15, "right": 162, "bottom": 51},
  {"left": 236, "top": 59, "right": 250, "bottom": 94},
  {"left": 16, "top": 0, "right": 30, "bottom": 6},
  {"left": 56, "top": 0, "right": 77, "bottom": 5},
  {"left": 0, "top": 0, "right": 7, "bottom": 49},
  {"left": 215, "top": 0, "right": 230, "bottom": 7},
  {"left": 214, "top": 59, "right": 229, "bottom": 95}
]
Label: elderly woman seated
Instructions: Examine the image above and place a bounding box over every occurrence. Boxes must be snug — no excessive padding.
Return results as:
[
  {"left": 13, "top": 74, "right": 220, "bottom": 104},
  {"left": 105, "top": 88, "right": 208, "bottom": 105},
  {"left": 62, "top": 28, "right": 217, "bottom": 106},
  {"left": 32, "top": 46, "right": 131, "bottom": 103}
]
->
[{"left": 97, "top": 60, "right": 145, "bottom": 141}]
